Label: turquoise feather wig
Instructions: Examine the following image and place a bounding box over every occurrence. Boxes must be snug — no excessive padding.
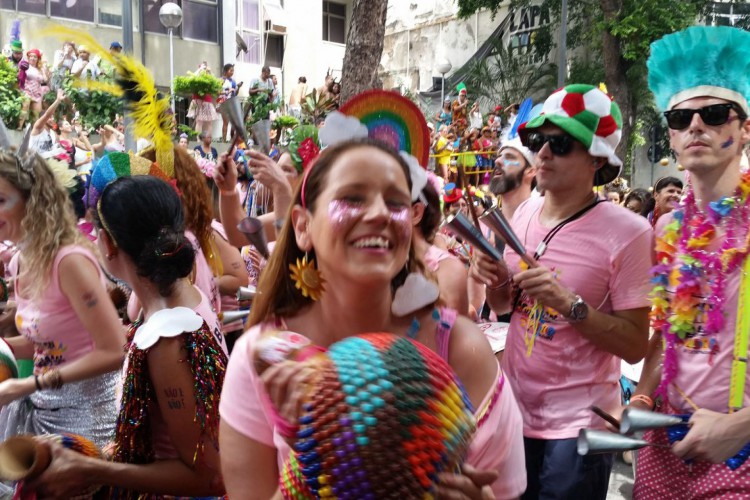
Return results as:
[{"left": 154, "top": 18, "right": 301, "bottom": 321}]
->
[{"left": 648, "top": 26, "right": 750, "bottom": 113}]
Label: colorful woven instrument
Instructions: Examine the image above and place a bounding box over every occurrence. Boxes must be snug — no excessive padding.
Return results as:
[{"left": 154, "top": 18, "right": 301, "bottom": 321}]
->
[
  {"left": 279, "top": 333, "right": 476, "bottom": 499},
  {"left": 339, "top": 89, "right": 431, "bottom": 168},
  {"left": 0, "top": 340, "right": 17, "bottom": 383}
]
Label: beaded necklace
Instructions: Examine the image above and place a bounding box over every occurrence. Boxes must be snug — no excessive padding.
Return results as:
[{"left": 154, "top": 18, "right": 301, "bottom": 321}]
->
[{"left": 651, "top": 170, "right": 750, "bottom": 402}]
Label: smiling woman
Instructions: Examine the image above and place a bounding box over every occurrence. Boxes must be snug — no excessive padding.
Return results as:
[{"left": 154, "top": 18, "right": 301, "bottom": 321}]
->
[
  {"left": 219, "top": 137, "right": 527, "bottom": 499},
  {"left": 0, "top": 149, "right": 124, "bottom": 488}
]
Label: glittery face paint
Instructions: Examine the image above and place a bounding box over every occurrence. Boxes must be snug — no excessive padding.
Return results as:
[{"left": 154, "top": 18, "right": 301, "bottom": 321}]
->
[
  {"left": 328, "top": 199, "right": 363, "bottom": 233},
  {"left": 502, "top": 159, "right": 522, "bottom": 168},
  {"left": 389, "top": 205, "right": 412, "bottom": 241},
  {"left": 721, "top": 137, "right": 735, "bottom": 149},
  {"left": 328, "top": 199, "right": 411, "bottom": 241}
]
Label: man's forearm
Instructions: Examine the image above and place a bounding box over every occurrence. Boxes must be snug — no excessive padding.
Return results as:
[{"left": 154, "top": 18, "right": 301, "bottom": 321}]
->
[
  {"left": 573, "top": 307, "right": 649, "bottom": 364},
  {"left": 631, "top": 331, "right": 663, "bottom": 400},
  {"left": 486, "top": 284, "right": 512, "bottom": 316}
]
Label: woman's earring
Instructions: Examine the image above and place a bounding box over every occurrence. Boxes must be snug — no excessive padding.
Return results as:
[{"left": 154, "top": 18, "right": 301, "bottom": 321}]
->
[
  {"left": 289, "top": 252, "right": 326, "bottom": 301},
  {"left": 392, "top": 271, "right": 440, "bottom": 317}
]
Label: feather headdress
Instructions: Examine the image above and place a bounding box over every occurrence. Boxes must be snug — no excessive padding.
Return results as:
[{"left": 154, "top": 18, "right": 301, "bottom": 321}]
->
[
  {"left": 40, "top": 25, "right": 174, "bottom": 177},
  {"left": 648, "top": 26, "right": 750, "bottom": 113}
]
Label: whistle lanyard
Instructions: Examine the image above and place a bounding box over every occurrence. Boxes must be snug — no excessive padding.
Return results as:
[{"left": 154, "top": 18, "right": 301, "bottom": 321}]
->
[{"left": 512, "top": 196, "right": 602, "bottom": 311}]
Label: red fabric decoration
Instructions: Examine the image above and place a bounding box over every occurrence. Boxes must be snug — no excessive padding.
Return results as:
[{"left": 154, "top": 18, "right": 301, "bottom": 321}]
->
[
  {"left": 298, "top": 137, "right": 320, "bottom": 170},
  {"left": 561, "top": 92, "right": 586, "bottom": 116},
  {"left": 595, "top": 115, "right": 618, "bottom": 137}
]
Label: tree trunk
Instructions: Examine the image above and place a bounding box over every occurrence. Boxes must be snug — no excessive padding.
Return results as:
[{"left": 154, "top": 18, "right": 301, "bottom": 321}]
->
[
  {"left": 599, "top": 0, "right": 635, "bottom": 179},
  {"left": 340, "top": 0, "right": 389, "bottom": 104}
]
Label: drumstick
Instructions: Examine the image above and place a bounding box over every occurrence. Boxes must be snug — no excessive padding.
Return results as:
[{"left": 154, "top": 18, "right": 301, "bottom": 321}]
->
[{"left": 591, "top": 406, "right": 620, "bottom": 430}]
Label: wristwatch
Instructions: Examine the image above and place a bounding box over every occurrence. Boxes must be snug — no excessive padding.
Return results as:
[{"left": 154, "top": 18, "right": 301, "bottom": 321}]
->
[{"left": 566, "top": 295, "right": 589, "bottom": 323}]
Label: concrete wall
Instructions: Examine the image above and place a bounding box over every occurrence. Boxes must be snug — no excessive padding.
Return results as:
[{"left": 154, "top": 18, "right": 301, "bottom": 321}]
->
[
  {"left": 381, "top": 1, "right": 506, "bottom": 93},
  {"left": 232, "top": 0, "right": 351, "bottom": 107}
]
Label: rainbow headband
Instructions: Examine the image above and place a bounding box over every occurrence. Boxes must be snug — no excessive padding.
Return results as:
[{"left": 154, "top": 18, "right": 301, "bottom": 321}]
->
[{"left": 301, "top": 89, "right": 431, "bottom": 208}]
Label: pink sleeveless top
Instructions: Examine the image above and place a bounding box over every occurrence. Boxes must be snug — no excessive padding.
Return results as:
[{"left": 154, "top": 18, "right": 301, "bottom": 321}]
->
[{"left": 11, "top": 245, "right": 106, "bottom": 373}]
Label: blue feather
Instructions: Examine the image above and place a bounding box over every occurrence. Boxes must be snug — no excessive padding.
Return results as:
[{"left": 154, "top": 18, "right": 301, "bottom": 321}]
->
[
  {"left": 508, "top": 98, "right": 533, "bottom": 140},
  {"left": 10, "top": 20, "right": 20, "bottom": 42}
]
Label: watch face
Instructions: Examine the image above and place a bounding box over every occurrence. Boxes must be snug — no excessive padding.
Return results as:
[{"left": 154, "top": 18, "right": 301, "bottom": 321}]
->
[{"left": 571, "top": 300, "right": 588, "bottom": 320}]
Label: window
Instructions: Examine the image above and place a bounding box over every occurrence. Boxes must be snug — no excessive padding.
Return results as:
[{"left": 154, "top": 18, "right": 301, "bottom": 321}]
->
[
  {"left": 710, "top": 1, "right": 750, "bottom": 29},
  {"left": 17, "top": 0, "right": 45, "bottom": 14},
  {"left": 322, "top": 1, "right": 346, "bottom": 44},
  {"left": 144, "top": 0, "right": 172, "bottom": 34},
  {"left": 51, "top": 0, "right": 95, "bottom": 22},
  {"left": 98, "top": 0, "right": 123, "bottom": 26},
  {"left": 182, "top": 0, "right": 218, "bottom": 42},
  {"left": 265, "top": 33, "right": 283, "bottom": 68},
  {"left": 237, "top": 0, "right": 262, "bottom": 64},
  {"left": 0, "top": 0, "right": 16, "bottom": 9}
]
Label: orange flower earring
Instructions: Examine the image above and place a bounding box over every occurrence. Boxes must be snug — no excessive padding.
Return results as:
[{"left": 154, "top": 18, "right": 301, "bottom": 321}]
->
[{"left": 289, "top": 252, "right": 326, "bottom": 301}]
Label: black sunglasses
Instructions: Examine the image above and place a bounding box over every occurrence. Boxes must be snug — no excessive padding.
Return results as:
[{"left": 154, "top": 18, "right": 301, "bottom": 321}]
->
[
  {"left": 663, "top": 103, "right": 745, "bottom": 130},
  {"left": 525, "top": 132, "right": 576, "bottom": 156}
]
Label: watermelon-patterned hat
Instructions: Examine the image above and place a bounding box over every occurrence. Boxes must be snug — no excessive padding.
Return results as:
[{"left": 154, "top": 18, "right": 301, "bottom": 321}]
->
[{"left": 519, "top": 84, "right": 623, "bottom": 186}]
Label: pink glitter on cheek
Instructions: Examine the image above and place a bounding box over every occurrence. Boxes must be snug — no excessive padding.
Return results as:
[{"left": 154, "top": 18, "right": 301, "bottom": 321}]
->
[
  {"left": 328, "top": 199, "right": 363, "bottom": 232},
  {"left": 390, "top": 207, "right": 412, "bottom": 241}
]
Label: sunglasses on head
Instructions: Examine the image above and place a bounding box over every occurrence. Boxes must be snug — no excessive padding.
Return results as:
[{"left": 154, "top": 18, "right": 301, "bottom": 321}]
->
[
  {"left": 525, "top": 132, "right": 576, "bottom": 156},
  {"left": 663, "top": 103, "right": 746, "bottom": 130}
]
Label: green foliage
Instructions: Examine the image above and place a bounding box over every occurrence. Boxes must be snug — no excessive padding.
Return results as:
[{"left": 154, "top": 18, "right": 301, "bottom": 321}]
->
[
  {"left": 177, "top": 124, "right": 198, "bottom": 139},
  {"left": 462, "top": 37, "right": 557, "bottom": 109},
  {"left": 457, "top": 0, "right": 750, "bottom": 179},
  {"left": 457, "top": 0, "right": 510, "bottom": 19},
  {"left": 273, "top": 115, "right": 300, "bottom": 130},
  {"left": 300, "top": 88, "right": 336, "bottom": 125},
  {"left": 567, "top": 58, "right": 605, "bottom": 87},
  {"left": 0, "top": 58, "right": 23, "bottom": 128},
  {"left": 173, "top": 72, "right": 223, "bottom": 98},
  {"left": 246, "top": 91, "right": 279, "bottom": 125},
  {"left": 62, "top": 76, "right": 122, "bottom": 130}
]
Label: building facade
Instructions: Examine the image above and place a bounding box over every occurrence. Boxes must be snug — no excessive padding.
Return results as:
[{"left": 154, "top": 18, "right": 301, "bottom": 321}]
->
[
  {"left": 0, "top": 0, "right": 225, "bottom": 89},
  {"left": 231, "top": 0, "right": 353, "bottom": 109}
]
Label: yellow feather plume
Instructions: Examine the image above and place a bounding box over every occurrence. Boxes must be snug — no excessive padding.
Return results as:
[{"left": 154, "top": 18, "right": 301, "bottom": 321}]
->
[
  {"left": 40, "top": 24, "right": 175, "bottom": 179},
  {"left": 71, "top": 79, "right": 123, "bottom": 96}
]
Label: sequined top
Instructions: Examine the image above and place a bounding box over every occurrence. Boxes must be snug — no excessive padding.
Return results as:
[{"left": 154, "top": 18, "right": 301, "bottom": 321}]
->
[
  {"left": 10, "top": 245, "right": 107, "bottom": 374},
  {"left": 112, "top": 307, "right": 227, "bottom": 498}
]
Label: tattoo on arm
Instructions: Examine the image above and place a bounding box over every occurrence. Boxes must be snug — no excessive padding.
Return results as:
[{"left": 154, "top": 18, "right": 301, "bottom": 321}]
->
[
  {"left": 82, "top": 291, "right": 98, "bottom": 308},
  {"left": 231, "top": 262, "right": 242, "bottom": 270},
  {"left": 164, "top": 387, "right": 186, "bottom": 410}
]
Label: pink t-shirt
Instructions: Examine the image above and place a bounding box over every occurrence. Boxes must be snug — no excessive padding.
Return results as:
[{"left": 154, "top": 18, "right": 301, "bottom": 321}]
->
[
  {"left": 502, "top": 197, "right": 653, "bottom": 439},
  {"left": 220, "top": 320, "right": 527, "bottom": 499},
  {"left": 11, "top": 245, "right": 107, "bottom": 373},
  {"left": 423, "top": 244, "right": 458, "bottom": 273},
  {"left": 656, "top": 213, "right": 750, "bottom": 414}
]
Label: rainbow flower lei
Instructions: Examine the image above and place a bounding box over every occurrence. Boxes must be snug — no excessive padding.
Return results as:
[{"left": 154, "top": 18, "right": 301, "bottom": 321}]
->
[{"left": 651, "top": 170, "right": 750, "bottom": 399}]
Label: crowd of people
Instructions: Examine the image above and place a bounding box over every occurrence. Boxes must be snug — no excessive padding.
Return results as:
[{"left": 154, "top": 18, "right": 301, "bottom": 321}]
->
[{"left": 0, "top": 23, "right": 745, "bottom": 500}]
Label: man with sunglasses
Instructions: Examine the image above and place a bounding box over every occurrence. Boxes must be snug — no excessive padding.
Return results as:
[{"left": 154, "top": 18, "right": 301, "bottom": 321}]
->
[
  {"left": 627, "top": 26, "right": 750, "bottom": 499},
  {"left": 472, "top": 84, "right": 653, "bottom": 499}
]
